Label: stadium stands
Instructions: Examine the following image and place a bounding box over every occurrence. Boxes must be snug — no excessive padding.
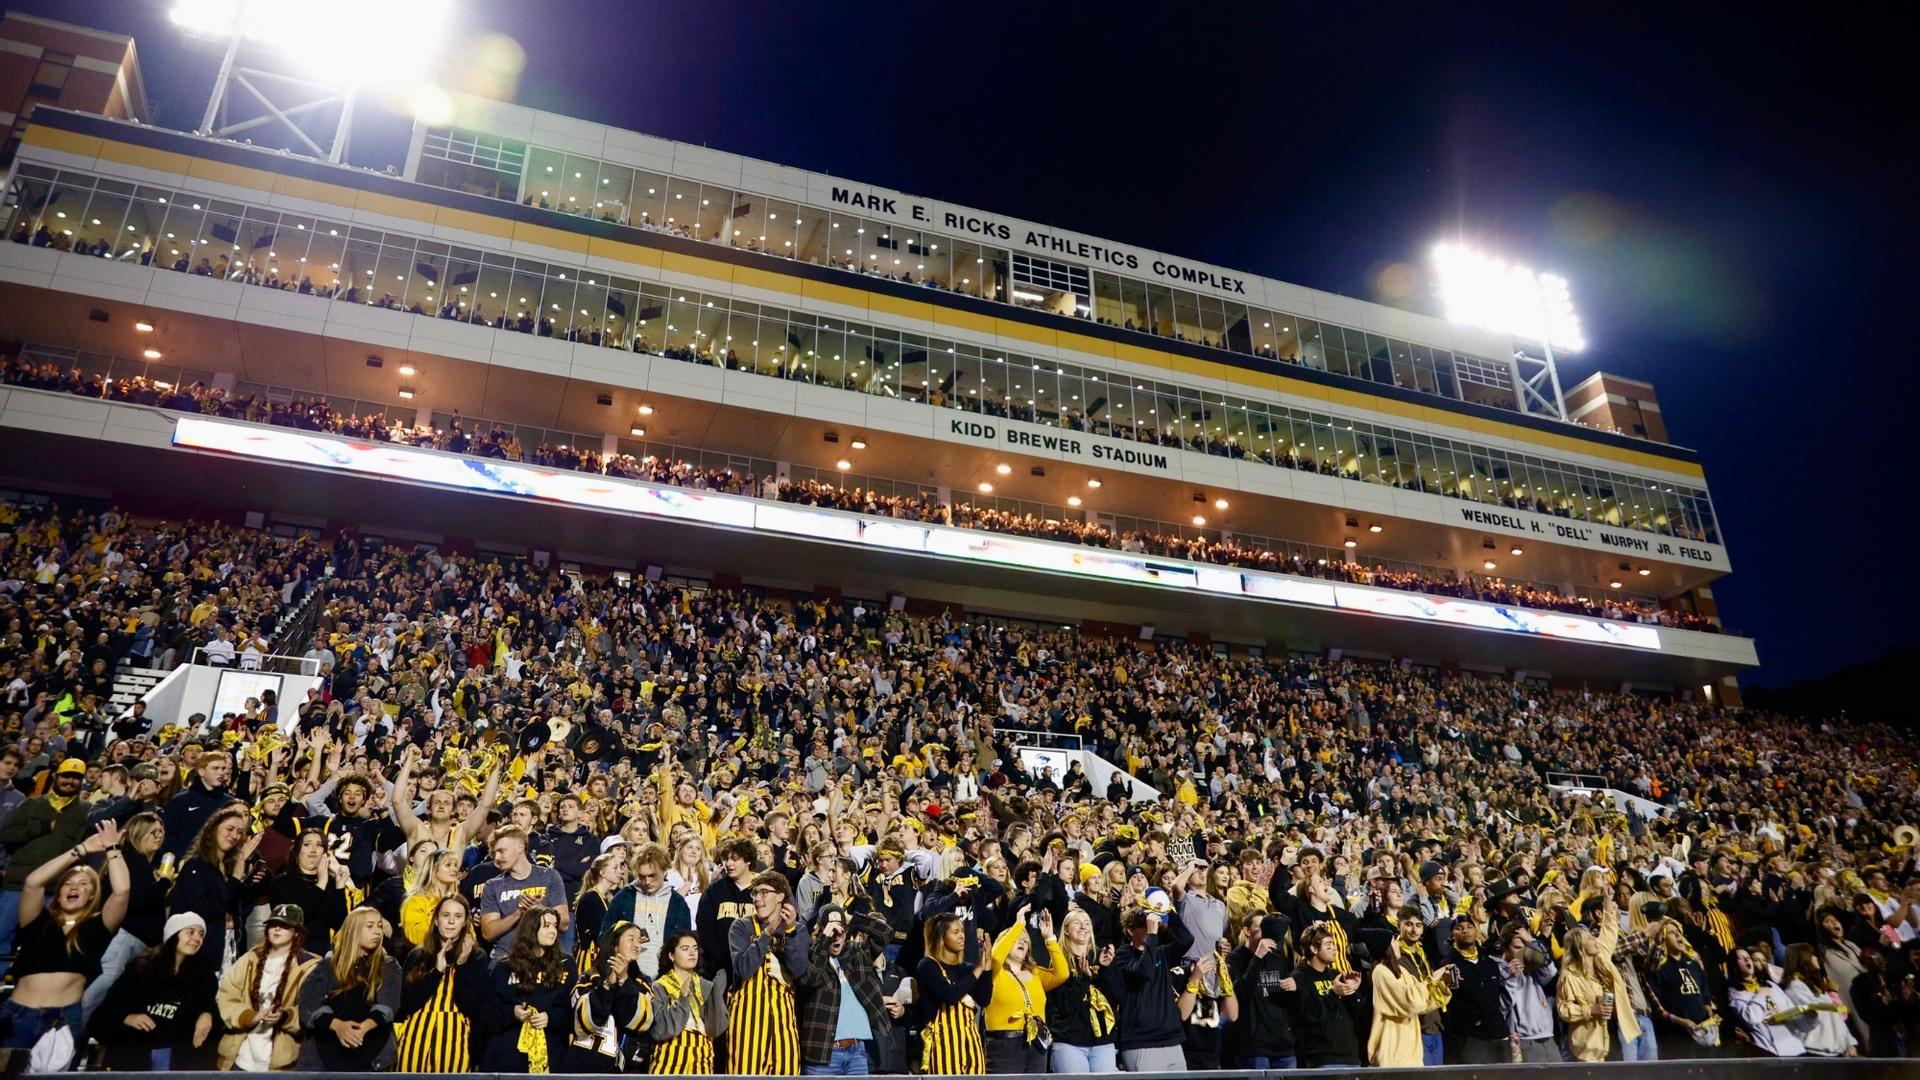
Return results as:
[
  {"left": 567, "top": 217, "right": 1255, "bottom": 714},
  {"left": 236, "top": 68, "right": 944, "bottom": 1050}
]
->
[{"left": 0, "top": 497, "right": 1909, "bottom": 1071}]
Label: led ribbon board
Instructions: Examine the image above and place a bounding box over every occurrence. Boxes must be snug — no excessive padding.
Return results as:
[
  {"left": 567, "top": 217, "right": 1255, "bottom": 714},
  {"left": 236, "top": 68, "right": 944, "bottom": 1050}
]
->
[{"left": 172, "top": 416, "right": 1662, "bottom": 651}]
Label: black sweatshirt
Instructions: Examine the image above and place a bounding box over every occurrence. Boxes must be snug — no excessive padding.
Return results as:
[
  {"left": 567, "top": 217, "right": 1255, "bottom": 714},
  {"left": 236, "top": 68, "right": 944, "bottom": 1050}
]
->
[
  {"left": 1114, "top": 911, "right": 1193, "bottom": 1051},
  {"left": 1291, "top": 962, "right": 1365, "bottom": 1067}
]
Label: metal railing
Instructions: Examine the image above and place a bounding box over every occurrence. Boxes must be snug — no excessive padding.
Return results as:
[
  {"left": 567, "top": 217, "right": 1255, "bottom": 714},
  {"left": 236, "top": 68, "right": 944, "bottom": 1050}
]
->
[{"left": 188, "top": 647, "right": 323, "bottom": 676}]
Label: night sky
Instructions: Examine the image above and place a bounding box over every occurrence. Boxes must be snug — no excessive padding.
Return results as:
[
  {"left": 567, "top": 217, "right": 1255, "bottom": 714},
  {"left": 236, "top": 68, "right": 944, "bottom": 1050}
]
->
[{"left": 17, "top": 1, "right": 1911, "bottom": 688}]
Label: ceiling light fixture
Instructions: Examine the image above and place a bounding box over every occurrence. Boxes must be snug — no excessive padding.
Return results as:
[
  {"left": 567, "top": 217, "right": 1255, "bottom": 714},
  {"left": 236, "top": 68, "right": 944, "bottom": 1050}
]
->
[
  {"left": 134, "top": 321, "right": 154, "bottom": 333},
  {"left": 978, "top": 482, "right": 994, "bottom": 493},
  {"left": 1067, "top": 495, "right": 1082, "bottom": 507},
  {"left": 141, "top": 348, "right": 162, "bottom": 360}
]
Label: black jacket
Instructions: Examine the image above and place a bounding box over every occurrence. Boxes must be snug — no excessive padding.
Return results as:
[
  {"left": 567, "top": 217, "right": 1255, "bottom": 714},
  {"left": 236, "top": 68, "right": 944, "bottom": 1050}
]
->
[
  {"left": 1114, "top": 911, "right": 1192, "bottom": 1051},
  {"left": 159, "top": 780, "right": 239, "bottom": 860},
  {"left": 1442, "top": 951, "right": 1511, "bottom": 1042}
]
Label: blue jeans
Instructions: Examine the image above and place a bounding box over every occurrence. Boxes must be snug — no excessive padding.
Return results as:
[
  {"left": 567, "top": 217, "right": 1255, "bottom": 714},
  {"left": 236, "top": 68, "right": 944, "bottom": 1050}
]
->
[
  {"left": 804, "top": 1042, "right": 870, "bottom": 1075},
  {"left": 81, "top": 928, "right": 148, "bottom": 1030},
  {"left": 1620, "top": 1015, "right": 1659, "bottom": 1061},
  {"left": 1239, "top": 1054, "right": 1296, "bottom": 1069},
  {"left": 0, "top": 888, "right": 20, "bottom": 978},
  {"left": 0, "top": 1000, "right": 82, "bottom": 1050},
  {"left": 1422, "top": 1032, "right": 1445, "bottom": 1066},
  {"left": 1054, "top": 1042, "right": 1120, "bottom": 1073}
]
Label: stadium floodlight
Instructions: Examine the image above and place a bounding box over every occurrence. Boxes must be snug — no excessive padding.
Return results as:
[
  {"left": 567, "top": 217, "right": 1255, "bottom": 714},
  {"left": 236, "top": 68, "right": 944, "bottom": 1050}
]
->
[
  {"left": 172, "top": 0, "right": 453, "bottom": 163},
  {"left": 1431, "top": 242, "right": 1581, "bottom": 420},
  {"left": 1431, "top": 244, "right": 1586, "bottom": 353},
  {"left": 1431, "top": 242, "right": 1586, "bottom": 354}
]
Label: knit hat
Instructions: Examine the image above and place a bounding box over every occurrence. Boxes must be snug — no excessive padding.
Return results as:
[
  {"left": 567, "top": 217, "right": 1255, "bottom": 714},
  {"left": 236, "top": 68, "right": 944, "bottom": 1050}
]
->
[{"left": 163, "top": 912, "right": 207, "bottom": 941}]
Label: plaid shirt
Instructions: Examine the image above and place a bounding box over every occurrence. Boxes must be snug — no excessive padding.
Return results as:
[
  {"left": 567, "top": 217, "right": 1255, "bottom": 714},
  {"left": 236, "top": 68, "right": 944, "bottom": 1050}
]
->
[{"left": 797, "top": 909, "right": 895, "bottom": 1065}]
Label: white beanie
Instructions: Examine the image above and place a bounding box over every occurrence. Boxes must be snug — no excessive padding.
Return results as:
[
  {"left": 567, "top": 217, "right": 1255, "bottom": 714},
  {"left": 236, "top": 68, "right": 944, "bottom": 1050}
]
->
[{"left": 162, "top": 912, "right": 206, "bottom": 941}]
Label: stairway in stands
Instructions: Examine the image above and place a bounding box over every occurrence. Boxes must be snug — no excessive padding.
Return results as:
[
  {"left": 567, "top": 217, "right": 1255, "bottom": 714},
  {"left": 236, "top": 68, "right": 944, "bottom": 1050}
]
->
[{"left": 107, "top": 661, "right": 164, "bottom": 715}]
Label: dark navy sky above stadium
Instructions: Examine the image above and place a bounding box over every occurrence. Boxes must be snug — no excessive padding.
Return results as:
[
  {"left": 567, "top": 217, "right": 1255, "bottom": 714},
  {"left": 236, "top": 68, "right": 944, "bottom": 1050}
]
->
[{"left": 17, "top": 0, "right": 1911, "bottom": 688}]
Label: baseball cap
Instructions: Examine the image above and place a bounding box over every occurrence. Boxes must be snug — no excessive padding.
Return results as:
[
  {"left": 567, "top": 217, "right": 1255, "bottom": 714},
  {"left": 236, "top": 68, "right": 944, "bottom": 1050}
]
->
[
  {"left": 264, "top": 904, "right": 306, "bottom": 930},
  {"left": 55, "top": 758, "right": 87, "bottom": 777}
]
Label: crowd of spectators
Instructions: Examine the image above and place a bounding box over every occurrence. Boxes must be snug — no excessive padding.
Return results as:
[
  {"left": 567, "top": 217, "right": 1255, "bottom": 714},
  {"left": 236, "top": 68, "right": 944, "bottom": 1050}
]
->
[
  {"left": 1, "top": 357, "right": 1718, "bottom": 634},
  {"left": 0, "top": 496, "right": 1912, "bottom": 1075}
]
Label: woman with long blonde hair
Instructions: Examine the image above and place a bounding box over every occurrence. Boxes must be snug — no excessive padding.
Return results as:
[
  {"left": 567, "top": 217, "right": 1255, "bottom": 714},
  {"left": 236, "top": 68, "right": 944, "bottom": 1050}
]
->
[
  {"left": 572, "top": 850, "right": 631, "bottom": 974},
  {"left": 1648, "top": 919, "right": 1720, "bottom": 1056},
  {"left": 3, "top": 820, "right": 130, "bottom": 1051},
  {"left": 984, "top": 904, "right": 1068, "bottom": 1072},
  {"left": 299, "top": 906, "right": 402, "bottom": 1070},
  {"left": 1556, "top": 925, "right": 1642, "bottom": 1061},
  {"left": 400, "top": 845, "right": 465, "bottom": 947},
  {"left": 666, "top": 836, "right": 712, "bottom": 915},
  {"left": 1044, "top": 907, "right": 1122, "bottom": 1073}
]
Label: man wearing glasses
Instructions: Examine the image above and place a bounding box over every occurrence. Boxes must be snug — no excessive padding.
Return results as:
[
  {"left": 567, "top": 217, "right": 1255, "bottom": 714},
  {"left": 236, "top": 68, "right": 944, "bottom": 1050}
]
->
[{"left": 729, "top": 871, "right": 815, "bottom": 1074}]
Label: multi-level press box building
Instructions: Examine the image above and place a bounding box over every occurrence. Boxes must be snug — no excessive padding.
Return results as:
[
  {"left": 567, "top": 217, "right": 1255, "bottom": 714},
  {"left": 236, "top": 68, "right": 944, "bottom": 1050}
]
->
[{"left": 0, "top": 12, "right": 1753, "bottom": 696}]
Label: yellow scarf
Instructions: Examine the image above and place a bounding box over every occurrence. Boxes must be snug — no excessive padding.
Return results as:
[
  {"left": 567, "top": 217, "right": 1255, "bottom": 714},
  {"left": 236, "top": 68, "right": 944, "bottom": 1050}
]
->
[
  {"left": 517, "top": 1019, "right": 549, "bottom": 1073},
  {"left": 1078, "top": 960, "right": 1116, "bottom": 1038}
]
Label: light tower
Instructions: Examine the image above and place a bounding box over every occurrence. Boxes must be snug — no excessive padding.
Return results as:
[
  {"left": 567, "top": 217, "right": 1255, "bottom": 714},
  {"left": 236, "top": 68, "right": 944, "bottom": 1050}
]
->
[
  {"left": 169, "top": 0, "right": 452, "bottom": 164},
  {"left": 1431, "top": 242, "right": 1587, "bottom": 420}
]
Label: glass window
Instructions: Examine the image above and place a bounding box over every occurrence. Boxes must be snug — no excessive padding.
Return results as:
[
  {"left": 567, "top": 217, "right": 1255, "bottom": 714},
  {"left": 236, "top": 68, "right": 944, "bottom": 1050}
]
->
[
  {"left": 807, "top": 317, "right": 843, "bottom": 387},
  {"left": 630, "top": 171, "right": 668, "bottom": 229},
  {"left": 571, "top": 270, "right": 608, "bottom": 344},
  {"left": 1117, "top": 277, "right": 1150, "bottom": 332},
  {"left": 764, "top": 198, "right": 800, "bottom": 260},
  {"left": 504, "top": 258, "right": 547, "bottom": 324},
  {"left": 437, "top": 244, "right": 481, "bottom": 317},
  {"left": 1297, "top": 319, "right": 1326, "bottom": 370},
  {"left": 1172, "top": 288, "right": 1202, "bottom": 343},
  {"left": 689, "top": 183, "right": 733, "bottom": 245},
  {"left": 1197, "top": 294, "right": 1226, "bottom": 349},
  {"left": 550, "top": 155, "right": 594, "bottom": 218},
  {"left": 231, "top": 207, "right": 277, "bottom": 281},
  {"left": 301, "top": 220, "right": 347, "bottom": 293},
  {"left": 1058, "top": 368, "right": 1087, "bottom": 430},
  {"left": 1220, "top": 301, "right": 1252, "bottom": 354},
  {"left": 77, "top": 179, "right": 133, "bottom": 257},
  {"left": 1365, "top": 333, "right": 1394, "bottom": 384},
  {"left": 916, "top": 234, "right": 949, "bottom": 290},
  {"left": 403, "top": 239, "right": 448, "bottom": 313},
  {"left": 338, "top": 230, "right": 382, "bottom": 298},
  {"left": 661, "top": 177, "right": 700, "bottom": 238},
  {"left": 525, "top": 148, "right": 565, "bottom": 209},
  {"left": 794, "top": 206, "right": 830, "bottom": 267},
  {"left": 371, "top": 235, "right": 418, "bottom": 309},
  {"left": 591, "top": 162, "right": 633, "bottom": 224}
]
